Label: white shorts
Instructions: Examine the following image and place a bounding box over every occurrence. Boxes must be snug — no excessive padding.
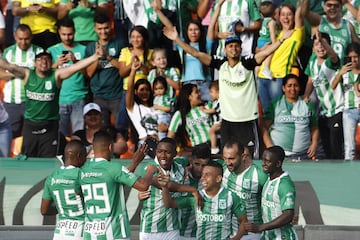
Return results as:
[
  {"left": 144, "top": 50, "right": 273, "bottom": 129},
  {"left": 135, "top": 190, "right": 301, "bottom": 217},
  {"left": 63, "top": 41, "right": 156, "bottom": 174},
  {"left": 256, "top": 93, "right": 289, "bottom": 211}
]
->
[
  {"left": 241, "top": 232, "right": 261, "bottom": 240},
  {"left": 139, "top": 230, "right": 180, "bottom": 240}
]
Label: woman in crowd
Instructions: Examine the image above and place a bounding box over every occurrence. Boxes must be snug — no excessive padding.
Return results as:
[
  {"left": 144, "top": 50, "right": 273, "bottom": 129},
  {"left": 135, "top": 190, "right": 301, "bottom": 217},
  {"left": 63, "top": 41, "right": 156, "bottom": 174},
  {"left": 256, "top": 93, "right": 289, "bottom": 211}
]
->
[
  {"left": 332, "top": 42, "right": 360, "bottom": 160},
  {"left": 152, "top": 0, "right": 213, "bottom": 102},
  {"left": 168, "top": 84, "right": 211, "bottom": 151},
  {"left": 262, "top": 74, "right": 319, "bottom": 160},
  {"left": 72, "top": 102, "right": 128, "bottom": 157},
  {"left": 258, "top": 3, "right": 305, "bottom": 113},
  {"left": 126, "top": 59, "right": 162, "bottom": 147},
  {"left": 117, "top": 26, "right": 153, "bottom": 133}
]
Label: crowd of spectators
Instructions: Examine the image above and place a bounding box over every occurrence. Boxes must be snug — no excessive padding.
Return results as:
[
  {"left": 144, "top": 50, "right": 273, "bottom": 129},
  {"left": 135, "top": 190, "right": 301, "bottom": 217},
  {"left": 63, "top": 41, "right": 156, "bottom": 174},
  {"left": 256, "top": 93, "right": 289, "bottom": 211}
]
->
[{"left": 1, "top": 0, "right": 360, "bottom": 160}]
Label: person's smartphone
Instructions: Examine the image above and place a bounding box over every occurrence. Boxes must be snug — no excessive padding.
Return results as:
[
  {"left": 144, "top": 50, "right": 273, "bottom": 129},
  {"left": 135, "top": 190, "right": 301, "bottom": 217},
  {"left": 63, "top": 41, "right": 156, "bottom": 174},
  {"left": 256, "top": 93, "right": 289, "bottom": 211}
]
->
[
  {"left": 344, "top": 56, "right": 352, "bottom": 65},
  {"left": 62, "top": 50, "right": 69, "bottom": 55}
]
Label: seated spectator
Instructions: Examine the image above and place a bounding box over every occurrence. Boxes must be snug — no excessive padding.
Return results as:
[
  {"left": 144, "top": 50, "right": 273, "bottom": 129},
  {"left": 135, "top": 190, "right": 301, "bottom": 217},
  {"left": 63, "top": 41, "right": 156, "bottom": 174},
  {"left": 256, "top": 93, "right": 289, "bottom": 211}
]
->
[
  {"left": 168, "top": 84, "right": 211, "bottom": 152},
  {"left": 72, "top": 102, "right": 127, "bottom": 157},
  {"left": 262, "top": 74, "right": 319, "bottom": 160}
]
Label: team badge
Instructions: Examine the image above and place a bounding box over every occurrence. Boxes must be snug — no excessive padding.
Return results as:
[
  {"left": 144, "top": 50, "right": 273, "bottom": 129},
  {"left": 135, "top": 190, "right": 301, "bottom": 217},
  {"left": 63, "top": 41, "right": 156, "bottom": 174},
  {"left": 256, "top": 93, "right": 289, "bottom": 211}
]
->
[
  {"left": 219, "top": 199, "right": 227, "bottom": 209},
  {"left": 109, "top": 48, "right": 116, "bottom": 57},
  {"left": 243, "top": 179, "right": 250, "bottom": 189},
  {"left": 45, "top": 81, "right": 52, "bottom": 90}
]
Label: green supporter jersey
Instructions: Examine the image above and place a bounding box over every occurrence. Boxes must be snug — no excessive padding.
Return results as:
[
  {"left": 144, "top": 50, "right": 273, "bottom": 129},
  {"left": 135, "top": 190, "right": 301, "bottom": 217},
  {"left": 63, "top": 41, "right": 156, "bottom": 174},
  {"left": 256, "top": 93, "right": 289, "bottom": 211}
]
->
[
  {"left": 178, "top": 172, "right": 201, "bottom": 238},
  {"left": 176, "top": 187, "right": 246, "bottom": 240},
  {"left": 85, "top": 39, "right": 125, "bottom": 100},
  {"left": 24, "top": 69, "right": 60, "bottom": 122},
  {"left": 42, "top": 166, "right": 85, "bottom": 239},
  {"left": 169, "top": 107, "right": 211, "bottom": 146},
  {"left": 61, "top": 0, "right": 106, "bottom": 42},
  {"left": 48, "top": 42, "right": 88, "bottom": 104},
  {"left": 305, "top": 54, "right": 344, "bottom": 117},
  {"left": 143, "top": 0, "right": 177, "bottom": 24},
  {"left": 148, "top": 67, "right": 180, "bottom": 100},
  {"left": 342, "top": 72, "right": 360, "bottom": 110},
  {"left": 263, "top": 95, "right": 317, "bottom": 154},
  {"left": 319, "top": 16, "right": 352, "bottom": 61},
  {"left": 342, "top": 0, "right": 360, "bottom": 36},
  {"left": 218, "top": 160, "right": 267, "bottom": 235},
  {"left": 79, "top": 158, "right": 139, "bottom": 239},
  {"left": 139, "top": 157, "right": 188, "bottom": 233},
  {"left": 2, "top": 44, "right": 43, "bottom": 104},
  {"left": 261, "top": 172, "right": 297, "bottom": 240}
]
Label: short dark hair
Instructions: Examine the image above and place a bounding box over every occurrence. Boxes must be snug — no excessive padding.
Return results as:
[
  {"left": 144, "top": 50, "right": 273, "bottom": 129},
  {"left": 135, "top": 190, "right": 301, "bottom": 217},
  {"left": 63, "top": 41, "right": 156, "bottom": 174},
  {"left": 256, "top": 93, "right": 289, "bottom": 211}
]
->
[
  {"left": 265, "top": 145, "right": 285, "bottom": 162},
  {"left": 282, "top": 74, "right": 299, "bottom": 87},
  {"left": 16, "top": 24, "right": 32, "bottom": 33},
  {"left": 94, "top": 14, "right": 110, "bottom": 24},
  {"left": 209, "top": 80, "right": 219, "bottom": 91},
  {"left": 153, "top": 76, "right": 168, "bottom": 93},
  {"left": 158, "top": 137, "right": 177, "bottom": 153},
  {"left": 192, "top": 143, "right": 211, "bottom": 160},
  {"left": 206, "top": 161, "right": 224, "bottom": 177},
  {"left": 93, "top": 130, "right": 113, "bottom": 148},
  {"left": 57, "top": 17, "right": 75, "bottom": 29}
]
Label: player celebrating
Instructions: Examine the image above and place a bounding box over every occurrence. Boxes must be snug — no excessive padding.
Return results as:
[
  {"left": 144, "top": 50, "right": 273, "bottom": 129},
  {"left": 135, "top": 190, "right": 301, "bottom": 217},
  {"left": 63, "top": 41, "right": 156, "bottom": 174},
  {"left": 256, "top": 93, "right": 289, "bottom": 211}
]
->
[{"left": 41, "top": 140, "right": 87, "bottom": 240}]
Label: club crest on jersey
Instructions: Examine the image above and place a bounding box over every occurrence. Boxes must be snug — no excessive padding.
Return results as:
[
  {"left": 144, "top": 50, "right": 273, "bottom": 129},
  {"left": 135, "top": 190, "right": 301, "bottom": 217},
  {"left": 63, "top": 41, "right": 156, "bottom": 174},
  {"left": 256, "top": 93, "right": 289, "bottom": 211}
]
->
[
  {"left": 267, "top": 185, "right": 274, "bottom": 195},
  {"left": 243, "top": 179, "right": 250, "bottom": 189},
  {"left": 45, "top": 81, "right": 52, "bottom": 90},
  {"left": 109, "top": 48, "right": 116, "bottom": 56},
  {"left": 219, "top": 199, "right": 227, "bottom": 209}
]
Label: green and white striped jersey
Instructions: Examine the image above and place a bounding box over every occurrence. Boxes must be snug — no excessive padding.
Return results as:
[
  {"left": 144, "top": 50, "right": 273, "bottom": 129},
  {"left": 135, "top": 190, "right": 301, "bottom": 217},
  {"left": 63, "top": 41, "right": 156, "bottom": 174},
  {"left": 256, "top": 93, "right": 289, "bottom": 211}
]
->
[
  {"left": 261, "top": 172, "right": 297, "bottom": 240},
  {"left": 79, "top": 158, "right": 139, "bottom": 239},
  {"left": 143, "top": 0, "right": 177, "bottom": 24},
  {"left": 2, "top": 44, "right": 43, "bottom": 104},
  {"left": 176, "top": 187, "right": 246, "bottom": 240},
  {"left": 42, "top": 166, "right": 84, "bottom": 239},
  {"left": 169, "top": 107, "right": 211, "bottom": 146},
  {"left": 219, "top": 161, "right": 267, "bottom": 235},
  {"left": 342, "top": 72, "right": 360, "bottom": 110},
  {"left": 342, "top": 0, "right": 360, "bottom": 36},
  {"left": 140, "top": 157, "right": 188, "bottom": 233},
  {"left": 148, "top": 67, "right": 180, "bottom": 100},
  {"left": 178, "top": 172, "right": 200, "bottom": 238},
  {"left": 215, "top": 0, "right": 261, "bottom": 56},
  {"left": 305, "top": 54, "right": 344, "bottom": 117}
]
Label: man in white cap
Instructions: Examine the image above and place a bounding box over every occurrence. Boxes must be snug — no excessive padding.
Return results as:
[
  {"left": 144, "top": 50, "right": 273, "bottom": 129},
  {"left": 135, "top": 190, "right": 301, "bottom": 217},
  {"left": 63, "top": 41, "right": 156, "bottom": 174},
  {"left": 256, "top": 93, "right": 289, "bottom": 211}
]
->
[{"left": 0, "top": 49, "right": 102, "bottom": 157}]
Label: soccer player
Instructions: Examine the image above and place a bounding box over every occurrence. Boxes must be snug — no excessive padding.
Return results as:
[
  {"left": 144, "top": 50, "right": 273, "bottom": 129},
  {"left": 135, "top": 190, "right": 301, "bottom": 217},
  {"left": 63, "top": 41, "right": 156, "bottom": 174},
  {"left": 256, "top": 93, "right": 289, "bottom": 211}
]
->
[
  {"left": 159, "top": 160, "right": 248, "bottom": 240},
  {"left": 79, "top": 130, "right": 157, "bottom": 239},
  {"left": 179, "top": 143, "right": 211, "bottom": 239},
  {"left": 138, "top": 137, "right": 201, "bottom": 240},
  {"left": 41, "top": 140, "right": 87, "bottom": 240},
  {"left": 245, "top": 146, "right": 297, "bottom": 240},
  {"left": 220, "top": 139, "right": 268, "bottom": 240}
]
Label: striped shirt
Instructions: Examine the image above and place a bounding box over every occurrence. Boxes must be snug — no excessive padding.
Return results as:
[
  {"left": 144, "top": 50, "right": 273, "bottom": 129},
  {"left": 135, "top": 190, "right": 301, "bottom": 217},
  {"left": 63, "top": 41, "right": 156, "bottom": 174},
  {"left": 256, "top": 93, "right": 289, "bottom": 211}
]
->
[
  {"left": 305, "top": 54, "right": 344, "bottom": 117},
  {"left": 261, "top": 172, "right": 298, "bottom": 240},
  {"left": 216, "top": 0, "right": 261, "bottom": 56},
  {"left": 2, "top": 44, "right": 43, "bottom": 104},
  {"left": 169, "top": 107, "right": 211, "bottom": 146},
  {"left": 176, "top": 187, "right": 246, "bottom": 240},
  {"left": 148, "top": 67, "right": 180, "bottom": 100},
  {"left": 220, "top": 161, "right": 267, "bottom": 235},
  {"left": 342, "top": 72, "right": 360, "bottom": 110},
  {"left": 140, "top": 157, "right": 188, "bottom": 233}
]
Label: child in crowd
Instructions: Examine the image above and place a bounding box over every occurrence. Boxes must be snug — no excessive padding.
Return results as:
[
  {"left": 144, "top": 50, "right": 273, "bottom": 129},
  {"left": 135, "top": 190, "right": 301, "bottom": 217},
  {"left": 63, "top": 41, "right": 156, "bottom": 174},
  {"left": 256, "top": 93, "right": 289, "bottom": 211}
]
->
[
  {"left": 256, "top": 0, "right": 278, "bottom": 79},
  {"left": 200, "top": 81, "right": 221, "bottom": 154},
  {"left": 153, "top": 76, "right": 172, "bottom": 140},
  {"left": 148, "top": 48, "right": 180, "bottom": 104}
]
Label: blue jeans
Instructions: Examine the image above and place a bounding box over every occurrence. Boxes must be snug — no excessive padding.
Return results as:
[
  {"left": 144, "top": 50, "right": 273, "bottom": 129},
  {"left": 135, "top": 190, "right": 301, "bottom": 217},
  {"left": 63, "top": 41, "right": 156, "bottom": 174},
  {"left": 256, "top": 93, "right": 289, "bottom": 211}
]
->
[
  {"left": 258, "top": 77, "right": 283, "bottom": 113},
  {"left": 0, "top": 119, "right": 13, "bottom": 157},
  {"left": 343, "top": 108, "right": 360, "bottom": 160},
  {"left": 59, "top": 99, "right": 85, "bottom": 137}
]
